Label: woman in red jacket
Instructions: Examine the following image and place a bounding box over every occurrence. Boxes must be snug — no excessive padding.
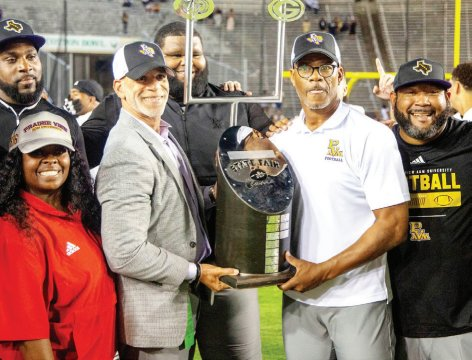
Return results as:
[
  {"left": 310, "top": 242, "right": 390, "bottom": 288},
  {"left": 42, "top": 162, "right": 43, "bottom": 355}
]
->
[{"left": 0, "top": 111, "right": 116, "bottom": 359}]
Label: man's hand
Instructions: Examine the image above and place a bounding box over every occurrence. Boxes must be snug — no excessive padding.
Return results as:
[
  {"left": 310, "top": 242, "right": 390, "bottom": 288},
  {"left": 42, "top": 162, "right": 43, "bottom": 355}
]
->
[
  {"left": 372, "top": 58, "right": 394, "bottom": 100},
  {"left": 278, "top": 252, "right": 330, "bottom": 292},
  {"left": 265, "top": 118, "right": 292, "bottom": 137},
  {"left": 199, "top": 263, "right": 239, "bottom": 292},
  {"left": 220, "top": 81, "right": 253, "bottom": 96}
]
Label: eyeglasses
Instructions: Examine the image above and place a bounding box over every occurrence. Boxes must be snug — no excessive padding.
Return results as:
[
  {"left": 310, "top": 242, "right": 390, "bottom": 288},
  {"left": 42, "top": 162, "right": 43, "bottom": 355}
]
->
[{"left": 295, "top": 63, "right": 337, "bottom": 79}]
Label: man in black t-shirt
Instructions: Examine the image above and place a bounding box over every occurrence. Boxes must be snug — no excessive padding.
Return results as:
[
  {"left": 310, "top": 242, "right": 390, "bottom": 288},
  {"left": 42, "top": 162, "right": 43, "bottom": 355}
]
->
[{"left": 384, "top": 58, "right": 472, "bottom": 359}]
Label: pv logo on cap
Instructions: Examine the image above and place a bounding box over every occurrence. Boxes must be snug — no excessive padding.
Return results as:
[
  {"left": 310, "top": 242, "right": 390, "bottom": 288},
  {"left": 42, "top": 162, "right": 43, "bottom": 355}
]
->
[
  {"left": 413, "top": 60, "right": 432, "bottom": 76},
  {"left": 4, "top": 20, "right": 23, "bottom": 33},
  {"left": 139, "top": 44, "right": 155, "bottom": 58},
  {"left": 9, "top": 133, "right": 18, "bottom": 148},
  {"left": 307, "top": 33, "right": 323, "bottom": 45}
]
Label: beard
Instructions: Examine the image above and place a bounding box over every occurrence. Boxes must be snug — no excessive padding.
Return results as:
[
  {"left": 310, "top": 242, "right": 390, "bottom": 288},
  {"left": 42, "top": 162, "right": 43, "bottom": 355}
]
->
[
  {"left": 168, "top": 64, "right": 209, "bottom": 101},
  {"left": 394, "top": 100, "right": 453, "bottom": 141},
  {"left": 71, "top": 98, "right": 83, "bottom": 115},
  {"left": 0, "top": 76, "right": 44, "bottom": 105}
]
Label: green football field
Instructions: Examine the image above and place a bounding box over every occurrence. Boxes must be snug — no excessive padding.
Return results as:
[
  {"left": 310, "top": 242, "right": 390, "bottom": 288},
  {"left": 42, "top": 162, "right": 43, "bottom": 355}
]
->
[{"left": 195, "top": 286, "right": 285, "bottom": 360}]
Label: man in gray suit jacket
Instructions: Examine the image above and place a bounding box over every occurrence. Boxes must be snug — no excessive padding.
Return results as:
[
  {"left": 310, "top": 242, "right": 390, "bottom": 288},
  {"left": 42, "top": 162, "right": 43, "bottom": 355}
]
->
[{"left": 96, "top": 41, "right": 238, "bottom": 360}]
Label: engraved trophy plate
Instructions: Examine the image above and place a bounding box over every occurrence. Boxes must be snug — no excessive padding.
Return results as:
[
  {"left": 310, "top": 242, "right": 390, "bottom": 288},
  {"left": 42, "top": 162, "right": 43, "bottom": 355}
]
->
[{"left": 215, "top": 126, "right": 294, "bottom": 288}]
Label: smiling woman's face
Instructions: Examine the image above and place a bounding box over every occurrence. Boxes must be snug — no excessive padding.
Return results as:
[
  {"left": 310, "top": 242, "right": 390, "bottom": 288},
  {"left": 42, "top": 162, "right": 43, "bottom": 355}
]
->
[{"left": 22, "top": 145, "right": 70, "bottom": 199}]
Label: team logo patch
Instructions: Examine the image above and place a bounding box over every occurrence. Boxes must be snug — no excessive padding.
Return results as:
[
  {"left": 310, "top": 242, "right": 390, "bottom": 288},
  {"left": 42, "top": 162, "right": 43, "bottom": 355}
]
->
[
  {"left": 307, "top": 33, "right": 323, "bottom": 45},
  {"left": 410, "top": 155, "right": 426, "bottom": 165},
  {"left": 139, "top": 44, "right": 155, "bottom": 58},
  {"left": 325, "top": 139, "right": 343, "bottom": 162},
  {"left": 4, "top": 20, "right": 23, "bottom": 33},
  {"left": 413, "top": 60, "right": 432, "bottom": 76},
  {"left": 66, "top": 241, "right": 80, "bottom": 256},
  {"left": 9, "top": 133, "right": 18, "bottom": 148},
  {"left": 409, "top": 222, "right": 431, "bottom": 241}
]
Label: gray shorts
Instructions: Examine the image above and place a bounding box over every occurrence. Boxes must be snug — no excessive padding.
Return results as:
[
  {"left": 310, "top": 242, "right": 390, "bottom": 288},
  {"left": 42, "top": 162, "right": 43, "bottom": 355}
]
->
[
  {"left": 282, "top": 295, "right": 395, "bottom": 360},
  {"left": 396, "top": 332, "right": 472, "bottom": 360}
]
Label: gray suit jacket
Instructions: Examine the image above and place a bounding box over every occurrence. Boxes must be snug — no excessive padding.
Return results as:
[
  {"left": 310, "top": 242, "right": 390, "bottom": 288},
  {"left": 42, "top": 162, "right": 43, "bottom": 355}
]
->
[{"left": 96, "top": 110, "right": 203, "bottom": 348}]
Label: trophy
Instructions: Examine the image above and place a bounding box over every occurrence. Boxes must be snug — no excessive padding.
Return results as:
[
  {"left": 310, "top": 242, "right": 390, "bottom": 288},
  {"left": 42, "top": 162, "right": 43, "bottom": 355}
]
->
[{"left": 214, "top": 126, "right": 294, "bottom": 288}]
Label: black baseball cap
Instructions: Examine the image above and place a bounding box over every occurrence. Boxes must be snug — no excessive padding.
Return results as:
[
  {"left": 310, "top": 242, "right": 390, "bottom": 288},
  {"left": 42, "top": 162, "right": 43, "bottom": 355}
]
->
[
  {"left": 0, "top": 19, "right": 45, "bottom": 50},
  {"left": 72, "top": 80, "right": 104, "bottom": 102},
  {"left": 291, "top": 31, "right": 341, "bottom": 67},
  {"left": 393, "top": 58, "right": 451, "bottom": 91},
  {"left": 112, "top": 41, "right": 174, "bottom": 80}
]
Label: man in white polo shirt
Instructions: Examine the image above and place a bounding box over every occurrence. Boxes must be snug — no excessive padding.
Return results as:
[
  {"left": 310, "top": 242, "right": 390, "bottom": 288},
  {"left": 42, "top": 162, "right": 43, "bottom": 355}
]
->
[{"left": 271, "top": 31, "right": 410, "bottom": 360}]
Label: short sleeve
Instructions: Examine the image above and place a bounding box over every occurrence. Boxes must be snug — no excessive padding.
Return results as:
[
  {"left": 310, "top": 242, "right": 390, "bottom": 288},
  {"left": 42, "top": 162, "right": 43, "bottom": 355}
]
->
[
  {"left": 358, "top": 124, "right": 410, "bottom": 210},
  {"left": 0, "top": 221, "right": 50, "bottom": 340}
]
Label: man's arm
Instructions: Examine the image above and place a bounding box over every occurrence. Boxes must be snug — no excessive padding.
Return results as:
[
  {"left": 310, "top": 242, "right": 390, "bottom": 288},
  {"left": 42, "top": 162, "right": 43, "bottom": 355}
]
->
[
  {"left": 199, "top": 263, "right": 238, "bottom": 292},
  {"left": 372, "top": 58, "right": 396, "bottom": 126},
  {"left": 18, "top": 339, "right": 54, "bottom": 360},
  {"left": 265, "top": 118, "right": 292, "bottom": 137},
  {"left": 97, "top": 144, "right": 237, "bottom": 289},
  {"left": 280, "top": 202, "right": 409, "bottom": 292},
  {"left": 247, "top": 103, "right": 273, "bottom": 133},
  {"left": 372, "top": 58, "right": 394, "bottom": 100},
  {"left": 97, "top": 146, "right": 190, "bottom": 286}
]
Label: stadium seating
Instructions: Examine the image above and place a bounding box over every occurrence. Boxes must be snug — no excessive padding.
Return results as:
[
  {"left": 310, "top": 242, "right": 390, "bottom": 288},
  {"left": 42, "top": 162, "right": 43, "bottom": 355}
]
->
[{"left": 2, "top": 0, "right": 470, "bottom": 118}]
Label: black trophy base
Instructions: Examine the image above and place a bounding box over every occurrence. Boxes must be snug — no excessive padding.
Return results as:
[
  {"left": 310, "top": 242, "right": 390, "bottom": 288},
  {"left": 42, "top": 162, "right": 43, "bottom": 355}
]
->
[{"left": 221, "top": 268, "right": 294, "bottom": 289}]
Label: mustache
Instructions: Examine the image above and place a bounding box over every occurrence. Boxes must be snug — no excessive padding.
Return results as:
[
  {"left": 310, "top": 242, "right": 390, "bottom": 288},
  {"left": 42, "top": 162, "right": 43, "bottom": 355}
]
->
[
  {"left": 16, "top": 75, "right": 38, "bottom": 83},
  {"left": 408, "top": 107, "right": 434, "bottom": 114},
  {"left": 307, "top": 86, "right": 325, "bottom": 91}
]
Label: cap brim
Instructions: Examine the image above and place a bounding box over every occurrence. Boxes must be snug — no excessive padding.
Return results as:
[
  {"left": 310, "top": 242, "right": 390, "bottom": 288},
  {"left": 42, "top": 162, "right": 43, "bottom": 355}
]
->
[
  {"left": 72, "top": 85, "right": 100, "bottom": 100},
  {"left": 17, "top": 139, "right": 75, "bottom": 154},
  {"left": 72, "top": 85, "right": 90, "bottom": 94},
  {"left": 292, "top": 49, "right": 339, "bottom": 66},
  {"left": 394, "top": 79, "right": 451, "bottom": 91},
  {"left": 0, "top": 34, "right": 46, "bottom": 50},
  {"left": 126, "top": 62, "right": 175, "bottom": 80}
]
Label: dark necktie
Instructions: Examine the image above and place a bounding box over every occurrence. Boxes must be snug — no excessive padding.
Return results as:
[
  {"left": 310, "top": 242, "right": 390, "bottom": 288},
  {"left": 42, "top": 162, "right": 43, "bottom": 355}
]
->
[{"left": 170, "top": 140, "right": 212, "bottom": 262}]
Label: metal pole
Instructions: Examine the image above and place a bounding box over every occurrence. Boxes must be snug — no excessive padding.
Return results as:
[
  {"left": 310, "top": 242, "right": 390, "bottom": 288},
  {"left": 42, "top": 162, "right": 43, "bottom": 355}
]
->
[
  {"left": 243, "top": 57, "right": 248, "bottom": 90},
  {"left": 68, "top": 53, "right": 73, "bottom": 94},
  {"left": 259, "top": 0, "right": 266, "bottom": 93},
  {"left": 454, "top": 0, "right": 462, "bottom": 67},
  {"left": 405, "top": 0, "right": 409, "bottom": 61},
  {"left": 64, "top": 0, "right": 68, "bottom": 55},
  {"left": 229, "top": 102, "right": 239, "bottom": 127},
  {"left": 184, "top": 18, "right": 194, "bottom": 105},
  {"left": 274, "top": 20, "right": 285, "bottom": 103},
  {"left": 182, "top": 1, "right": 285, "bottom": 117}
]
